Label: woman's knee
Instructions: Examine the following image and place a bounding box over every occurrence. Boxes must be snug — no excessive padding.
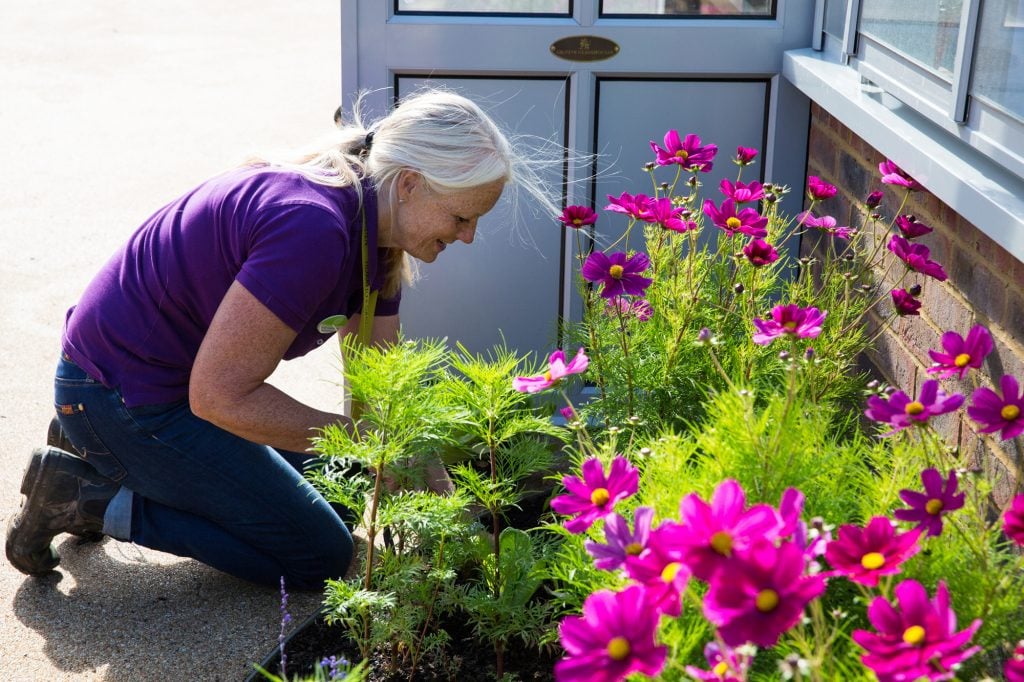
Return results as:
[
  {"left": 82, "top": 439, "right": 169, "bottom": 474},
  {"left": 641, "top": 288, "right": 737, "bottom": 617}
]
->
[{"left": 282, "top": 522, "right": 354, "bottom": 590}]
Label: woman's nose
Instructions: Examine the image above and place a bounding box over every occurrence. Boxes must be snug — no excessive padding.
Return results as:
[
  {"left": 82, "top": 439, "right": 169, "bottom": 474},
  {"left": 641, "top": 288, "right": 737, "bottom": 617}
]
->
[{"left": 457, "top": 221, "right": 477, "bottom": 244}]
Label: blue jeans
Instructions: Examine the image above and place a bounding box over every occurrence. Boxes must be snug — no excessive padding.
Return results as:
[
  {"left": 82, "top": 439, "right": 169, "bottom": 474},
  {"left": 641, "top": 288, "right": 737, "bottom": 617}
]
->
[{"left": 53, "top": 354, "right": 352, "bottom": 590}]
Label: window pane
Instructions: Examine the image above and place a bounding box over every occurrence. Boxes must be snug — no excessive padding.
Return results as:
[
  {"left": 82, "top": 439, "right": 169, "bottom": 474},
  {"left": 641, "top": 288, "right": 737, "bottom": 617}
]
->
[
  {"left": 860, "top": 0, "right": 962, "bottom": 77},
  {"left": 824, "top": 0, "right": 846, "bottom": 38},
  {"left": 973, "top": 0, "right": 1024, "bottom": 120},
  {"left": 601, "top": 0, "right": 772, "bottom": 16},
  {"left": 397, "top": 0, "right": 569, "bottom": 13}
]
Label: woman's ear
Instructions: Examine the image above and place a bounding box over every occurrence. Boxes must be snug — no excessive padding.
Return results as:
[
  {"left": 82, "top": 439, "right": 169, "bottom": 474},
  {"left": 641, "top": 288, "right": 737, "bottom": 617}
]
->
[{"left": 396, "top": 169, "right": 421, "bottom": 203}]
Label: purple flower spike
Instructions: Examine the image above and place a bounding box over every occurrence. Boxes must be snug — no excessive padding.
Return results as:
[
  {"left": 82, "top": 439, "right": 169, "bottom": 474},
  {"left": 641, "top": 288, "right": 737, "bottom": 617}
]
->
[
  {"left": 650, "top": 130, "right": 718, "bottom": 172},
  {"left": 742, "top": 238, "right": 779, "bottom": 267},
  {"left": 967, "top": 375, "right": 1024, "bottom": 441},
  {"left": 894, "top": 469, "right": 965, "bottom": 537},
  {"left": 559, "top": 205, "right": 598, "bottom": 229},
  {"left": 719, "top": 178, "right": 765, "bottom": 204},
  {"left": 927, "top": 324, "right": 993, "bottom": 379},
  {"left": 891, "top": 288, "right": 922, "bottom": 316},
  {"left": 824, "top": 516, "right": 922, "bottom": 587},
  {"left": 1006, "top": 641, "right": 1024, "bottom": 682},
  {"left": 806, "top": 175, "right": 838, "bottom": 201},
  {"left": 703, "top": 198, "right": 768, "bottom": 238},
  {"left": 581, "top": 251, "right": 653, "bottom": 299},
  {"left": 879, "top": 159, "right": 923, "bottom": 191},
  {"left": 513, "top": 348, "right": 589, "bottom": 393},
  {"left": 703, "top": 540, "right": 826, "bottom": 648},
  {"left": 852, "top": 580, "right": 981, "bottom": 682},
  {"left": 585, "top": 506, "right": 655, "bottom": 571},
  {"left": 895, "top": 214, "right": 933, "bottom": 239},
  {"left": 752, "top": 304, "right": 827, "bottom": 346},
  {"left": 555, "top": 585, "right": 667, "bottom": 682},
  {"left": 1003, "top": 494, "right": 1024, "bottom": 546},
  {"left": 888, "top": 235, "right": 948, "bottom": 281},
  {"left": 551, "top": 455, "right": 639, "bottom": 534},
  {"left": 864, "top": 379, "right": 965, "bottom": 436}
]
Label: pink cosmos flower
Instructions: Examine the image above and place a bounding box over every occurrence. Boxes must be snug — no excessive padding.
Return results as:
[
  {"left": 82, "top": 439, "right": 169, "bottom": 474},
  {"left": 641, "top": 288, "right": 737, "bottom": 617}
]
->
[
  {"left": 888, "top": 235, "right": 948, "bottom": 281},
  {"left": 605, "top": 296, "right": 653, "bottom": 321},
  {"left": 585, "top": 506, "right": 654, "bottom": 571},
  {"left": 604, "top": 191, "right": 653, "bottom": 220},
  {"left": 866, "top": 190, "right": 884, "bottom": 208},
  {"left": 551, "top": 455, "right": 639, "bottom": 534},
  {"left": 669, "top": 479, "right": 781, "bottom": 582},
  {"left": 864, "top": 380, "right": 965, "bottom": 436},
  {"left": 639, "top": 197, "right": 696, "bottom": 233},
  {"left": 735, "top": 146, "right": 758, "bottom": 166},
  {"left": 703, "top": 199, "right": 768, "bottom": 238},
  {"left": 806, "top": 175, "right": 838, "bottom": 201},
  {"left": 894, "top": 469, "right": 965, "bottom": 538},
  {"left": 513, "top": 348, "right": 589, "bottom": 393},
  {"left": 852, "top": 580, "right": 981, "bottom": 682},
  {"left": 879, "top": 160, "right": 923, "bottom": 191},
  {"left": 558, "top": 205, "right": 598, "bottom": 229},
  {"left": 650, "top": 130, "right": 718, "bottom": 172},
  {"left": 1006, "top": 641, "right": 1024, "bottom": 682},
  {"left": 684, "top": 641, "right": 749, "bottom": 681},
  {"left": 927, "top": 325, "right": 993, "bottom": 379},
  {"left": 892, "top": 288, "right": 922, "bottom": 316},
  {"left": 752, "top": 304, "right": 827, "bottom": 346},
  {"left": 967, "top": 375, "right": 1024, "bottom": 441},
  {"left": 1003, "top": 494, "right": 1024, "bottom": 546},
  {"left": 895, "top": 214, "right": 933, "bottom": 239},
  {"left": 703, "top": 540, "right": 826, "bottom": 648},
  {"left": 555, "top": 585, "right": 667, "bottom": 682},
  {"left": 796, "top": 211, "right": 856, "bottom": 239},
  {"left": 581, "top": 251, "right": 653, "bottom": 299},
  {"left": 719, "top": 178, "right": 765, "bottom": 203},
  {"left": 824, "top": 516, "right": 922, "bottom": 587},
  {"left": 742, "top": 238, "right": 779, "bottom": 267},
  {"left": 623, "top": 523, "right": 691, "bottom": 617},
  {"left": 559, "top": 405, "right": 576, "bottom": 422}
]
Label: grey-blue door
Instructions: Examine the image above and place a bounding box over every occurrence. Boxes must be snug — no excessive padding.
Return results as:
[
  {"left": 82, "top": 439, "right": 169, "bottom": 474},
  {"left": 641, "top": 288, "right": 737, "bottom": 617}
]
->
[{"left": 341, "top": 0, "right": 814, "bottom": 359}]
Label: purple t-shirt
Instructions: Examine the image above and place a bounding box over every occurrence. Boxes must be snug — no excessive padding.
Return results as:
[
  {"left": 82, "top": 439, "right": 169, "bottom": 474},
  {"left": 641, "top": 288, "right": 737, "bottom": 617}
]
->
[{"left": 62, "top": 166, "right": 400, "bottom": 407}]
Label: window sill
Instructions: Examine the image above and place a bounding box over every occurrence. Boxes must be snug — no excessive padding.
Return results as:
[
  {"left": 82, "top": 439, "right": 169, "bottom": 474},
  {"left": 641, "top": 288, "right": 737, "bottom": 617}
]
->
[{"left": 782, "top": 47, "right": 1024, "bottom": 265}]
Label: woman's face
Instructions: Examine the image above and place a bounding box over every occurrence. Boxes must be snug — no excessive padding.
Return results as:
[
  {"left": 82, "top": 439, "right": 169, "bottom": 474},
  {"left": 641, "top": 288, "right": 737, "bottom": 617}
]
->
[{"left": 383, "top": 171, "right": 505, "bottom": 263}]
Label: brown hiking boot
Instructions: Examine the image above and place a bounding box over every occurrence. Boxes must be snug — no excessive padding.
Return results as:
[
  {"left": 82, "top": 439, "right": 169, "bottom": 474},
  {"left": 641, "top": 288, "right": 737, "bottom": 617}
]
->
[{"left": 6, "top": 447, "right": 119, "bottom": 576}]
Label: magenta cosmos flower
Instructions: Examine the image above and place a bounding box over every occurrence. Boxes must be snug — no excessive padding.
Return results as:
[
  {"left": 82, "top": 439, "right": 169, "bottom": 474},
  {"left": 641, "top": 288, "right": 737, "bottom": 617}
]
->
[
  {"left": 669, "top": 478, "right": 781, "bottom": 582},
  {"left": 606, "top": 296, "right": 653, "bottom": 321},
  {"left": 703, "top": 540, "right": 826, "bottom": 648},
  {"left": 864, "top": 379, "right": 965, "bottom": 436},
  {"left": 735, "top": 146, "right": 758, "bottom": 166},
  {"left": 894, "top": 469, "right": 965, "bottom": 538},
  {"left": 581, "top": 251, "right": 653, "bottom": 299},
  {"left": 558, "top": 205, "right": 598, "bottom": 229},
  {"left": 512, "top": 347, "right": 589, "bottom": 393},
  {"left": 703, "top": 199, "right": 768, "bottom": 238},
  {"left": 1007, "top": 641, "right": 1024, "bottom": 682},
  {"left": 866, "top": 190, "right": 884, "bottom": 208},
  {"left": 650, "top": 130, "right": 718, "bottom": 172},
  {"left": 684, "top": 641, "right": 749, "bottom": 682},
  {"left": 555, "top": 584, "right": 667, "bottom": 682},
  {"left": 927, "top": 324, "right": 993, "bottom": 379},
  {"left": 1003, "top": 494, "right": 1024, "bottom": 546},
  {"left": 968, "top": 375, "right": 1024, "bottom": 441},
  {"left": 585, "top": 506, "right": 654, "bottom": 571},
  {"left": 879, "top": 159, "right": 923, "bottom": 191},
  {"left": 824, "top": 516, "right": 921, "bottom": 587},
  {"left": 623, "top": 523, "right": 691, "bottom": 617},
  {"left": 896, "top": 214, "right": 933, "bottom": 239},
  {"left": 639, "top": 197, "right": 696, "bottom": 233},
  {"left": 888, "top": 235, "right": 948, "bottom": 281},
  {"left": 892, "top": 288, "right": 922, "bottom": 316},
  {"left": 742, "top": 238, "right": 779, "bottom": 267},
  {"left": 806, "top": 175, "right": 838, "bottom": 201},
  {"left": 719, "top": 178, "right": 765, "bottom": 203},
  {"left": 797, "top": 211, "right": 856, "bottom": 239},
  {"left": 852, "top": 580, "right": 981, "bottom": 682},
  {"left": 604, "top": 191, "right": 652, "bottom": 220},
  {"left": 752, "top": 304, "right": 827, "bottom": 346},
  {"left": 551, "top": 455, "right": 639, "bottom": 534}
]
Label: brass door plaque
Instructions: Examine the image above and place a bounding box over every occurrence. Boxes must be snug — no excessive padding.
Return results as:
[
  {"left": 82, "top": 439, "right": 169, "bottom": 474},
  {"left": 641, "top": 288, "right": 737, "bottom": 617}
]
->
[{"left": 550, "top": 35, "right": 620, "bottom": 62}]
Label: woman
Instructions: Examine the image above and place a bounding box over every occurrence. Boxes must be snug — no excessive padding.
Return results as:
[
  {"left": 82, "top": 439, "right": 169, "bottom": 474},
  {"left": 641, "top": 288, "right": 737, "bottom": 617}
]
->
[{"left": 6, "top": 89, "right": 556, "bottom": 589}]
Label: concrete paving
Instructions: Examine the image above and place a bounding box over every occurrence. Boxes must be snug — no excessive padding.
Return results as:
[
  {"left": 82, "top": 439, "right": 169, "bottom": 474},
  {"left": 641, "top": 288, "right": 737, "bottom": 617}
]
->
[{"left": 0, "top": 2, "right": 352, "bottom": 678}]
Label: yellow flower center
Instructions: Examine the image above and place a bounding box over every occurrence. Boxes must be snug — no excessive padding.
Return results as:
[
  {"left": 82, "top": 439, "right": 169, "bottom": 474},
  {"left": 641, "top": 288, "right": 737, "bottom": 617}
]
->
[
  {"left": 713, "top": 661, "right": 730, "bottom": 677},
  {"left": 755, "top": 589, "right": 780, "bottom": 612},
  {"left": 675, "top": 149, "right": 689, "bottom": 160},
  {"left": 624, "top": 542, "right": 643, "bottom": 556},
  {"left": 609, "top": 264, "right": 625, "bottom": 279},
  {"left": 572, "top": 218, "right": 583, "bottom": 225},
  {"left": 861, "top": 552, "right": 885, "bottom": 570},
  {"left": 905, "top": 401, "right": 925, "bottom": 416},
  {"left": 709, "top": 531, "right": 733, "bottom": 556},
  {"left": 954, "top": 353, "right": 972, "bottom": 368},
  {"left": 661, "top": 562, "right": 682, "bottom": 583},
  {"left": 925, "top": 498, "right": 944, "bottom": 515},
  {"left": 590, "top": 487, "right": 610, "bottom": 506},
  {"left": 607, "top": 636, "right": 631, "bottom": 661},
  {"left": 726, "top": 216, "right": 742, "bottom": 230},
  {"left": 1002, "top": 404, "right": 1021, "bottom": 421},
  {"left": 902, "top": 625, "right": 926, "bottom": 646},
  {"left": 782, "top": 321, "right": 798, "bottom": 331},
  {"left": 543, "top": 371, "right": 552, "bottom": 382}
]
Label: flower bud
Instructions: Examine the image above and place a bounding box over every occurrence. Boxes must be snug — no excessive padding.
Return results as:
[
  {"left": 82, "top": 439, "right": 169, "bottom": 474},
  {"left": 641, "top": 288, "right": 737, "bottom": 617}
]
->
[
  {"left": 865, "top": 190, "right": 884, "bottom": 208},
  {"left": 765, "top": 192, "right": 777, "bottom": 203},
  {"left": 643, "top": 161, "right": 656, "bottom": 171},
  {"left": 803, "top": 347, "right": 816, "bottom": 361},
  {"left": 870, "top": 212, "right": 882, "bottom": 220},
  {"left": 696, "top": 327, "right": 712, "bottom": 344},
  {"left": 778, "top": 350, "right": 791, "bottom": 361},
  {"left": 908, "top": 284, "right": 922, "bottom": 296},
  {"left": 733, "top": 282, "right": 745, "bottom": 294}
]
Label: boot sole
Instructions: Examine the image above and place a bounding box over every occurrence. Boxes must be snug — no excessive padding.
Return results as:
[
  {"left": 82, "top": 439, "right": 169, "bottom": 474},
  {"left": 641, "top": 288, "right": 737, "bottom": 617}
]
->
[{"left": 6, "top": 448, "right": 61, "bottom": 575}]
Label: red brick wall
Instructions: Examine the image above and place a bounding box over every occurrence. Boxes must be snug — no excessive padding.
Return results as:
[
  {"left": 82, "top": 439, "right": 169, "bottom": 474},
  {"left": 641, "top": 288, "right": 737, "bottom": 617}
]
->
[{"left": 803, "top": 103, "right": 1023, "bottom": 503}]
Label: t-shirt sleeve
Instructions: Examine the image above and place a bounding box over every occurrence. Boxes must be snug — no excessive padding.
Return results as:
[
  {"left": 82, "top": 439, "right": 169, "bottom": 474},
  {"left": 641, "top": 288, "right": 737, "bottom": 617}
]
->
[
  {"left": 374, "top": 287, "right": 401, "bottom": 317},
  {"left": 236, "top": 203, "right": 348, "bottom": 333}
]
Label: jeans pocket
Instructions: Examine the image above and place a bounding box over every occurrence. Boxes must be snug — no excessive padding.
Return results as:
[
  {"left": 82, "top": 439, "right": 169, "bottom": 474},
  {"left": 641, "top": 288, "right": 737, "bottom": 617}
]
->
[{"left": 54, "top": 402, "right": 129, "bottom": 482}]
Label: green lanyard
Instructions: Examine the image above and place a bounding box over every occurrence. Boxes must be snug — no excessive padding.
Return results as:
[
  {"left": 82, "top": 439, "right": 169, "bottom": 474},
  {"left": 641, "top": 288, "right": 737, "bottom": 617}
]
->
[{"left": 357, "top": 208, "right": 378, "bottom": 347}]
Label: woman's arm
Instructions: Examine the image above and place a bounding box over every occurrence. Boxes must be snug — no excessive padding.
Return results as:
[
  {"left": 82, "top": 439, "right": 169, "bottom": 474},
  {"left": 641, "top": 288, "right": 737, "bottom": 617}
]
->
[
  {"left": 190, "top": 280, "right": 352, "bottom": 453},
  {"left": 339, "top": 313, "right": 399, "bottom": 349}
]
